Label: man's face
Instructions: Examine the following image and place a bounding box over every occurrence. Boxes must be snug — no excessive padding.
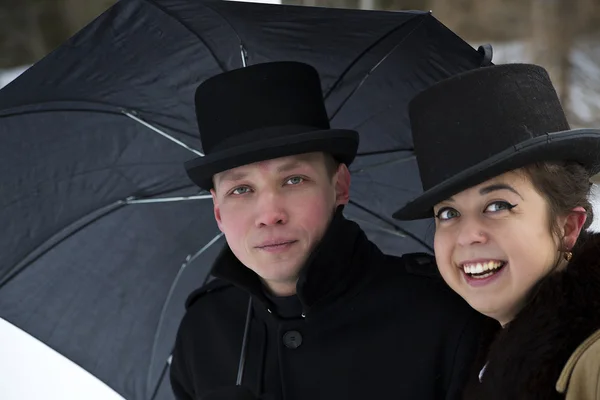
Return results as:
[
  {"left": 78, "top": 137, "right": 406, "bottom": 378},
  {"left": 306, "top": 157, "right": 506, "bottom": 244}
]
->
[{"left": 211, "top": 152, "right": 350, "bottom": 295}]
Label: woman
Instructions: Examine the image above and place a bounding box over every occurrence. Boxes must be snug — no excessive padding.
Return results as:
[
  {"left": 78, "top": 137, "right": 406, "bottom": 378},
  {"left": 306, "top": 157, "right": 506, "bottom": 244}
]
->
[{"left": 393, "top": 63, "right": 600, "bottom": 399}]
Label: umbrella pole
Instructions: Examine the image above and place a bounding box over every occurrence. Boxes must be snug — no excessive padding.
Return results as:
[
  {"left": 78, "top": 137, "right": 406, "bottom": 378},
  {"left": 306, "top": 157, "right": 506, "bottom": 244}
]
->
[
  {"left": 236, "top": 297, "right": 253, "bottom": 386},
  {"left": 240, "top": 44, "right": 248, "bottom": 68},
  {"left": 149, "top": 353, "right": 172, "bottom": 400}
]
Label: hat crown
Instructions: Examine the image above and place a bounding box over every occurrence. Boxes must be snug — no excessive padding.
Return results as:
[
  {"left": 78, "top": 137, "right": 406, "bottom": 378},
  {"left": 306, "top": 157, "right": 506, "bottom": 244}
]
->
[
  {"left": 195, "top": 61, "right": 331, "bottom": 154},
  {"left": 409, "top": 63, "right": 570, "bottom": 191}
]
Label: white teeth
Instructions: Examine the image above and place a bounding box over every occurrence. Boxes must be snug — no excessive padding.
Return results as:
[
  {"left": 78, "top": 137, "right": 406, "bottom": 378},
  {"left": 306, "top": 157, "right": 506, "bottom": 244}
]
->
[
  {"left": 473, "top": 271, "right": 494, "bottom": 279},
  {"left": 462, "top": 261, "right": 504, "bottom": 275}
]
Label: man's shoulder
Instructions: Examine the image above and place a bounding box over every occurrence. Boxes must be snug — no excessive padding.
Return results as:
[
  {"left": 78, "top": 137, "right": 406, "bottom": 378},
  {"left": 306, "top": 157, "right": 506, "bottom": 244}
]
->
[
  {"left": 373, "top": 250, "right": 490, "bottom": 333},
  {"left": 184, "top": 277, "right": 241, "bottom": 310},
  {"left": 379, "top": 251, "right": 442, "bottom": 279},
  {"left": 176, "top": 278, "right": 249, "bottom": 339},
  {"left": 373, "top": 251, "right": 470, "bottom": 305}
]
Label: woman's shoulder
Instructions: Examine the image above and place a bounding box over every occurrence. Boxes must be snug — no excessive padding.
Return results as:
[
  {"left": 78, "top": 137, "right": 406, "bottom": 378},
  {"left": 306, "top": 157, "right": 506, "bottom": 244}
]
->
[{"left": 556, "top": 328, "right": 600, "bottom": 399}]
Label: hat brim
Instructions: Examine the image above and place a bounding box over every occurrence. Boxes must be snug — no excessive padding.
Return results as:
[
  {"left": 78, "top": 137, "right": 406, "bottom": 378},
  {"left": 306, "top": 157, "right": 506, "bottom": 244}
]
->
[
  {"left": 393, "top": 128, "right": 600, "bottom": 221},
  {"left": 184, "top": 129, "right": 359, "bottom": 190}
]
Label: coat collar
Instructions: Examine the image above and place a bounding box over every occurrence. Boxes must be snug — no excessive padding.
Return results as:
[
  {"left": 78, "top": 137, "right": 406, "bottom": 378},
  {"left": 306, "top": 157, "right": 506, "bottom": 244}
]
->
[
  {"left": 211, "top": 207, "right": 379, "bottom": 318},
  {"left": 465, "top": 232, "right": 600, "bottom": 400},
  {"left": 556, "top": 328, "right": 600, "bottom": 394}
]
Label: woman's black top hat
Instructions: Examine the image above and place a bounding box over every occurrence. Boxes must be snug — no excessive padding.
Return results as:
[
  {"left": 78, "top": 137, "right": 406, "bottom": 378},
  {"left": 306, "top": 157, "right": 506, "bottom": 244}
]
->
[
  {"left": 184, "top": 61, "right": 359, "bottom": 190},
  {"left": 393, "top": 63, "right": 600, "bottom": 221}
]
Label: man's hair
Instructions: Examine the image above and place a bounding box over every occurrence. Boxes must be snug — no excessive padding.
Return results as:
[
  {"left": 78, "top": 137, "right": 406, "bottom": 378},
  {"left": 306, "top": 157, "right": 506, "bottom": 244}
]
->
[{"left": 323, "top": 153, "right": 341, "bottom": 178}]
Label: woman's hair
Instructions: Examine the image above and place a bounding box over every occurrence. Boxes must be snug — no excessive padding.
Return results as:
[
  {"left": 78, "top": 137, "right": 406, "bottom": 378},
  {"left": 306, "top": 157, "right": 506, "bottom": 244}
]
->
[{"left": 520, "top": 161, "right": 595, "bottom": 252}]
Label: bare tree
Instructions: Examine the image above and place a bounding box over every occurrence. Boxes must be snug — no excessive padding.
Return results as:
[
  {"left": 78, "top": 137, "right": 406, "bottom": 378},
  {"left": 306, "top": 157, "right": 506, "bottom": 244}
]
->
[
  {"left": 0, "top": 0, "right": 115, "bottom": 68},
  {"left": 0, "top": 0, "right": 49, "bottom": 67},
  {"left": 61, "top": 0, "right": 116, "bottom": 35},
  {"left": 530, "top": 0, "right": 578, "bottom": 109}
]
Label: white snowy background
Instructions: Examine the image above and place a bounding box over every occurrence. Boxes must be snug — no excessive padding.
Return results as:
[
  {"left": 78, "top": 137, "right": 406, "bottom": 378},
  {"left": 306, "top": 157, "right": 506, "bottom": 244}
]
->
[{"left": 1, "top": 2, "right": 600, "bottom": 399}]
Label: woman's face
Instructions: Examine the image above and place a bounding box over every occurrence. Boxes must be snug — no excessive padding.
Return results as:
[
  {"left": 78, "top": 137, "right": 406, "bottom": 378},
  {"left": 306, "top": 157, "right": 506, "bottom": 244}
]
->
[{"left": 433, "top": 171, "right": 563, "bottom": 325}]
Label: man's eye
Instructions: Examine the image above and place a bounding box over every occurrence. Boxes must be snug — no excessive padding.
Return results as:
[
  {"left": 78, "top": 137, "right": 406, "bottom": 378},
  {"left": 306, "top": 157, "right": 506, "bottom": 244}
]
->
[
  {"left": 231, "top": 186, "right": 251, "bottom": 195},
  {"left": 286, "top": 176, "right": 304, "bottom": 185},
  {"left": 485, "top": 201, "right": 516, "bottom": 213},
  {"left": 435, "top": 207, "right": 460, "bottom": 221}
]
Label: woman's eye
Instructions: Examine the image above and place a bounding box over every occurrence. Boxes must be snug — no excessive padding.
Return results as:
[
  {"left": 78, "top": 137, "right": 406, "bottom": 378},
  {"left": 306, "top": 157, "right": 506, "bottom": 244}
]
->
[
  {"left": 435, "top": 208, "right": 460, "bottom": 221},
  {"left": 485, "top": 201, "right": 516, "bottom": 213},
  {"left": 231, "top": 186, "right": 251, "bottom": 195},
  {"left": 286, "top": 176, "right": 304, "bottom": 185}
]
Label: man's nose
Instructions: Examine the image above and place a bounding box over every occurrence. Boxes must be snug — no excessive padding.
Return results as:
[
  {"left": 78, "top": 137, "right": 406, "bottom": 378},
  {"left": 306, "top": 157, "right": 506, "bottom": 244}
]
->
[{"left": 254, "top": 191, "right": 288, "bottom": 227}]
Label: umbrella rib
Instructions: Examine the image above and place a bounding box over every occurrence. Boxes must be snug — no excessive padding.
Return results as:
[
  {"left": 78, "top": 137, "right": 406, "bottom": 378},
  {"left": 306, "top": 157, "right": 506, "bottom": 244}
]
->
[
  {"left": 0, "top": 200, "right": 126, "bottom": 289},
  {"left": 323, "top": 12, "right": 424, "bottom": 102},
  {"left": 348, "top": 199, "right": 433, "bottom": 252},
  {"left": 329, "top": 15, "right": 428, "bottom": 121},
  {"left": 146, "top": 232, "right": 224, "bottom": 397},
  {"left": 125, "top": 194, "right": 212, "bottom": 204},
  {"left": 0, "top": 185, "right": 196, "bottom": 289},
  {"left": 350, "top": 154, "right": 415, "bottom": 174},
  {"left": 148, "top": 356, "right": 171, "bottom": 400},
  {"left": 0, "top": 103, "right": 203, "bottom": 157},
  {"left": 348, "top": 216, "right": 406, "bottom": 238},
  {"left": 122, "top": 110, "right": 204, "bottom": 157},
  {"left": 199, "top": 2, "right": 249, "bottom": 68},
  {"left": 0, "top": 103, "right": 199, "bottom": 140},
  {"left": 141, "top": 0, "right": 227, "bottom": 72},
  {"left": 356, "top": 148, "right": 413, "bottom": 157}
]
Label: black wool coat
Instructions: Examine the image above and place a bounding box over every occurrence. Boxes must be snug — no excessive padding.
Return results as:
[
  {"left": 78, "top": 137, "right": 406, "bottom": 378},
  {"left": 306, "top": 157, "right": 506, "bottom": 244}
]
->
[{"left": 170, "top": 212, "right": 489, "bottom": 400}]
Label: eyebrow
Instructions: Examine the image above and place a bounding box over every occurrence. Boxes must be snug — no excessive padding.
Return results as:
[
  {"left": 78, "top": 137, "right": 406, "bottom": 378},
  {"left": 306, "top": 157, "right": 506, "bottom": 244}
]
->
[
  {"left": 479, "top": 183, "right": 523, "bottom": 199},
  {"left": 216, "top": 160, "right": 310, "bottom": 185},
  {"left": 215, "top": 170, "right": 248, "bottom": 185},
  {"left": 445, "top": 183, "right": 523, "bottom": 202},
  {"left": 276, "top": 160, "right": 308, "bottom": 173}
]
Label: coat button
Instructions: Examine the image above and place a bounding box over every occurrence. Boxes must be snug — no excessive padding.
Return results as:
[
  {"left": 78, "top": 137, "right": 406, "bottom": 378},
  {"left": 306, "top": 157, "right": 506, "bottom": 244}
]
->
[{"left": 282, "top": 330, "right": 303, "bottom": 349}]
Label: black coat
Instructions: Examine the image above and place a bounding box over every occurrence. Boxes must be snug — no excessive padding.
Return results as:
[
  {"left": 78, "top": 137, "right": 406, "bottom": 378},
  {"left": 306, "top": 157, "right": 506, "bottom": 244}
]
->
[
  {"left": 170, "top": 212, "right": 489, "bottom": 400},
  {"left": 463, "top": 233, "right": 600, "bottom": 400}
]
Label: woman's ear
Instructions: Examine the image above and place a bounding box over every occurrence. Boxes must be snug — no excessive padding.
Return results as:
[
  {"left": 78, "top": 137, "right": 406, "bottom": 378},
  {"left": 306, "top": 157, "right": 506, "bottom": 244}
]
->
[{"left": 561, "top": 206, "right": 587, "bottom": 250}]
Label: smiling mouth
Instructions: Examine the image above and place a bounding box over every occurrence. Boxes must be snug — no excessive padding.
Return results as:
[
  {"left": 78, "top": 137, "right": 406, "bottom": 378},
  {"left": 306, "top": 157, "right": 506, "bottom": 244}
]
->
[{"left": 461, "top": 261, "right": 507, "bottom": 279}]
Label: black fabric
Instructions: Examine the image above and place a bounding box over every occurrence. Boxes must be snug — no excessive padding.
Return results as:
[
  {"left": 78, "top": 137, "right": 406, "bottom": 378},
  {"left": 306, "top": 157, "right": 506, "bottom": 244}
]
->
[
  {"left": 393, "top": 64, "right": 600, "bottom": 220},
  {"left": 170, "top": 213, "right": 491, "bottom": 400},
  {"left": 262, "top": 292, "right": 302, "bottom": 320},
  {"left": 185, "top": 61, "right": 360, "bottom": 190},
  {"left": 196, "top": 62, "right": 333, "bottom": 153},
  {"left": 199, "top": 386, "right": 258, "bottom": 400},
  {"left": 462, "top": 233, "right": 600, "bottom": 400}
]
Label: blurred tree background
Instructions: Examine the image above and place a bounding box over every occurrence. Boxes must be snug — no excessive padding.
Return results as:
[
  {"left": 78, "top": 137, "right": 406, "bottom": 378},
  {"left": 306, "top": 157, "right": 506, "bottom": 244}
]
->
[
  {"left": 0, "top": 0, "right": 116, "bottom": 66},
  {"left": 2, "top": 0, "right": 600, "bottom": 124}
]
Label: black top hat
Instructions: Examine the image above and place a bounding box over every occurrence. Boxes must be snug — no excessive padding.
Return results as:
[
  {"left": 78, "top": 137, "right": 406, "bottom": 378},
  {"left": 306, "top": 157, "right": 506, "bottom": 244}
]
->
[
  {"left": 393, "top": 63, "right": 600, "bottom": 221},
  {"left": 184, "top": 61, "right": 359, "bottom": 190}
]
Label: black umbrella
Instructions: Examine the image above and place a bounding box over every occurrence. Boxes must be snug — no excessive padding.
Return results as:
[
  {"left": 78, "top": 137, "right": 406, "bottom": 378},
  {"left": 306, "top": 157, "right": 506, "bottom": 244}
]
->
[{"left": 0, "top": 1, "right": 491, "bottom": 399}]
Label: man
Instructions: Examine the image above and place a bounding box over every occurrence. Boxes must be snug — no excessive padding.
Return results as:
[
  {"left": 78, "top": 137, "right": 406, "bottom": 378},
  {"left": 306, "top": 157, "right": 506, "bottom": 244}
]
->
[{"left": 170, "top": 61, "right": 489, "bottom": 400}]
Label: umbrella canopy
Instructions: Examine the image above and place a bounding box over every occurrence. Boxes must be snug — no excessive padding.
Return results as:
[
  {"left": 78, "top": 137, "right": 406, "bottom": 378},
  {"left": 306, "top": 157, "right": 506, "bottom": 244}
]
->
[{"left": 0, "top": 1, "right": 490, "bottom": 399}]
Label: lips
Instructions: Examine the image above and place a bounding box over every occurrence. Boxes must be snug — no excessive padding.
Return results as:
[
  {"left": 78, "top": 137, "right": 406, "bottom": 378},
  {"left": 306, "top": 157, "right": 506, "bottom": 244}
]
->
[{"left": 255, "top": 240, "right": 297, "bottom": 249}]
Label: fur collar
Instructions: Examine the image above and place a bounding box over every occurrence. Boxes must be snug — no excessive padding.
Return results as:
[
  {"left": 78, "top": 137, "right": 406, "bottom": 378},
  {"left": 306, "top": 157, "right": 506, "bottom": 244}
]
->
[{"left": 464, "top": 233, "right": 600, "bottom": 400}]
